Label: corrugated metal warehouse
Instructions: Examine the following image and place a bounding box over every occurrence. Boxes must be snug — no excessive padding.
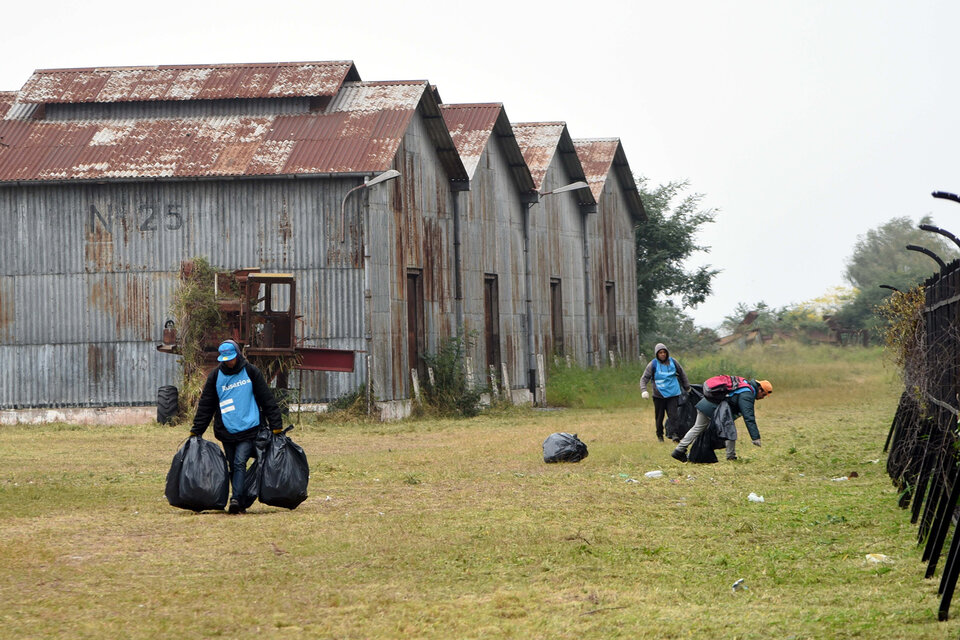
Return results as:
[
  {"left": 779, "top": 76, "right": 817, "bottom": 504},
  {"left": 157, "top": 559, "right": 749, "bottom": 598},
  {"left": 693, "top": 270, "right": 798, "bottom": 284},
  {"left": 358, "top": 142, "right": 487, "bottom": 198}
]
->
[{"left": 0, "top": 60, "right": 644, "bottom": 416}]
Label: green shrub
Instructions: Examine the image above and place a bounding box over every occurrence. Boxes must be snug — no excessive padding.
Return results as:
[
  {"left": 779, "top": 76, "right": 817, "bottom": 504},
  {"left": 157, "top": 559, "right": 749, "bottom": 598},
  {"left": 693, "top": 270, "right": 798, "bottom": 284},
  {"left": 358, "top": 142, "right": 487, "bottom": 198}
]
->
[{"left": 420, "top": 335, "right": 484, "bottom": 417}]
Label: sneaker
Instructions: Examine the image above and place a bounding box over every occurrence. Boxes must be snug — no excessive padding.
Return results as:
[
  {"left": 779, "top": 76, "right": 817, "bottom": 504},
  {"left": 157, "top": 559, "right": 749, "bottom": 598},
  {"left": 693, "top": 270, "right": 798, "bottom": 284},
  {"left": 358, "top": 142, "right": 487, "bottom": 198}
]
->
[
  {"left": 228, "top": 499, "right": 243, "bottom": 514},
  {"left": 671, "top": 448, "right": 688, "bottom": 463},
  {"left": 657, "top": 435, "right": 665, "bottom": 442},
  {"left": 727, "top": 455, "right": 739, "bottom": 461}
]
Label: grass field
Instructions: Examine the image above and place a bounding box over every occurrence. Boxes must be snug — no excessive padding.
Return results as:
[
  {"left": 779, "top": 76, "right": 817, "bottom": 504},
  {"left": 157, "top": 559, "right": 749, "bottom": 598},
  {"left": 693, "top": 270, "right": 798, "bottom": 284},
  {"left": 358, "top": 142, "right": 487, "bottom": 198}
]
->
[{"left": 1, "top": 344, "right": 957, "bottom": 639}]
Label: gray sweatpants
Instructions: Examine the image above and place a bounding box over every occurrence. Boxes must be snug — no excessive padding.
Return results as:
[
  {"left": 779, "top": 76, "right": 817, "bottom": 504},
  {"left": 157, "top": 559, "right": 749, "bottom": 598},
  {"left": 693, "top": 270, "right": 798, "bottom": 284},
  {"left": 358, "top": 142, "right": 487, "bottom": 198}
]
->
[{"left": 676, "top": 410, "right": 737, "bottom": 459}]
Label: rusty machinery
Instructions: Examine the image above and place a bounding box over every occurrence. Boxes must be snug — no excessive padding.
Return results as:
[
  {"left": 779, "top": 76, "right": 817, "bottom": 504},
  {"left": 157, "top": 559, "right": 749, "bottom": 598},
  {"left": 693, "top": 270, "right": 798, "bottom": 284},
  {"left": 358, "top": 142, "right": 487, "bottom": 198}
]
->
[{"left": 158, "top": 264, "right": 355, "bottom": 392}]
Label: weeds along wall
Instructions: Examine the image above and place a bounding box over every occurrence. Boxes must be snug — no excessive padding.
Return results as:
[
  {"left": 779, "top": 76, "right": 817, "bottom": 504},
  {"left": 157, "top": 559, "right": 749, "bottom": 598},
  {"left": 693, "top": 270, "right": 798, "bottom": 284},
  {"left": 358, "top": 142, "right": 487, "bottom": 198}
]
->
[{"left": 882, "top": 259, "right": 960, "bottom": 621}]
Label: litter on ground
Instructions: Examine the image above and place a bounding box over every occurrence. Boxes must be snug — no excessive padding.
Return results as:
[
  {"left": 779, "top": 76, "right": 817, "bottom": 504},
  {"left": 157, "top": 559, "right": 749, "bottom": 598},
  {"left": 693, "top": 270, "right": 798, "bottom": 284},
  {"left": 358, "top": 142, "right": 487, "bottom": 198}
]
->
[
  {"left": 747, "top": 492, "right": 765, "bottom": 503},
  {"left": 644, "top": 470, "right": 664, "bottom": 478},
  {"left": 866, "top": 553, "right": 892, "bottom": 564}
]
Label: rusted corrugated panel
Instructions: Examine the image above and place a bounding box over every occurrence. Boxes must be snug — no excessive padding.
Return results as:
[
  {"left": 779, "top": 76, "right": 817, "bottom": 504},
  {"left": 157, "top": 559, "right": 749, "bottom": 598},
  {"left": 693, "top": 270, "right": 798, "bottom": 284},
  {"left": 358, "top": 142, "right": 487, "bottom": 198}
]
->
[
  {"left": 573, "top": 138, "right": 644, "bottom": 222},
  {"left": 512, "top": 122, "right": 565, "bottom": 190},
  {"left": 0, "top": 342, "right": 180, "bottom": 409},
  {"left": 573, "top": 138, "right": 620, "bottom": 201},
  {"left": 328, "top": 81, "right": 428, "bottom": 113},
  {"left": 440, "top": 103, "right": 500, "bottom": 178},
  {"left": 18, "top": 61, "right": 359, "bottom": 104},
  {"left": 0, "top": 80, "right": 463, "bottom": 182},
  {"left": 271, "top": 109, "right": 414, "bottom": 174},
  {"left": 0, "top": 92, "right": 16, "bottom": 119}
]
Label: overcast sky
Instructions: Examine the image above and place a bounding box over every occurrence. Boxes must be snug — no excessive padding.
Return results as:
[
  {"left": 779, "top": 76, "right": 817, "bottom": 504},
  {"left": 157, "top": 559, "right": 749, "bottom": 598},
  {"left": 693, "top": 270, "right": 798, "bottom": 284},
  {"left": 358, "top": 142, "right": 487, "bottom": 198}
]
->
[{"left": 5, "top": 0, "right": 959, "bottom": 328}]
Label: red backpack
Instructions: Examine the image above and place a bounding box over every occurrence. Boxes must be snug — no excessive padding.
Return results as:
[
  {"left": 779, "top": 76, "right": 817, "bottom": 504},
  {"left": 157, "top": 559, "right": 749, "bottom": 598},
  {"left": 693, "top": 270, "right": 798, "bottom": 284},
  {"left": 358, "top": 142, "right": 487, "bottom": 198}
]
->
[{"left": 702, "top": 375, "right": 749, "bottom": 402}]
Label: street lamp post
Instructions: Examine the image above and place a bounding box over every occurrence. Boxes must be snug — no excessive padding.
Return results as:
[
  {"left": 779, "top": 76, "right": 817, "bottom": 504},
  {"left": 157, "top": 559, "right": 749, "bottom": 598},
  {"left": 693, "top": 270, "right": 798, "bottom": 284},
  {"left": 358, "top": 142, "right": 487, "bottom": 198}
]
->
[
  {"left": 523, "top": 180, "right": 590, "bottom": 404},
  {"left": 340, "top": 169, "right": 401, "bottom": 243},
  {"left": 338, "top": 169, "right": 401, "bottom": 414}
]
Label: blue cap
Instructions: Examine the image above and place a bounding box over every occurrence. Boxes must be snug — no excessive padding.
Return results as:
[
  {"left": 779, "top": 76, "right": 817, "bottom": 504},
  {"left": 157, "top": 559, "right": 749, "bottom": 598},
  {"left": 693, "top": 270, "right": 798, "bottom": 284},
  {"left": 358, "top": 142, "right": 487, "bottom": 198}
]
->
[{"left": 217, "top": 341, "right": 238, "bottom": 362}]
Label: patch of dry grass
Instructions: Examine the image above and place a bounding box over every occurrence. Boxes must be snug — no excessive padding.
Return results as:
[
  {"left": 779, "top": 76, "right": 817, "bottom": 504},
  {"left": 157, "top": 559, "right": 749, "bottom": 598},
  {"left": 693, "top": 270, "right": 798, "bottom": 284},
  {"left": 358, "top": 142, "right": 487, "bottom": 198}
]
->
[{"left": 0, "top": 346, "right": 955, "bottom": 639}]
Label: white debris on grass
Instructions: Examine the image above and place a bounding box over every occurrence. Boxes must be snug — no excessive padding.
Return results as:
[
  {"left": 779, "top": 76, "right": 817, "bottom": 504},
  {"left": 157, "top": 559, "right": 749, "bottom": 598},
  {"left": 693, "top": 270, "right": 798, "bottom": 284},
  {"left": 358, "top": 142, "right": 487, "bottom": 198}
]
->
[
  {"left": 866, "top": 553, "right": 893, "bottom": 564},
  {"left": 644, "top": 470, "right": 664, "bottom": 478},
  {"left": 747, "top": 492, "right": 765, "bottom": 503}
]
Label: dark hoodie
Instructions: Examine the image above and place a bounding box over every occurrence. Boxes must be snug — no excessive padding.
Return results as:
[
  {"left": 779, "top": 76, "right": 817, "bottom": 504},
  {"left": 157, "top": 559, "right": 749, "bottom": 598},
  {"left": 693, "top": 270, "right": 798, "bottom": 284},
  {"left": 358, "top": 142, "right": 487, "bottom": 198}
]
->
[{"left": 190, "top": 350, "right": 283, "bottom": 442}]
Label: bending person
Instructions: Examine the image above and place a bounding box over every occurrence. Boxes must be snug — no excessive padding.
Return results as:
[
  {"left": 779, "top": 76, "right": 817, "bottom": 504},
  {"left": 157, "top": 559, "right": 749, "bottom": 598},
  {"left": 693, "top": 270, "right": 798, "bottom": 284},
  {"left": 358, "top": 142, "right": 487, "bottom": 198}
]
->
[{"left": 671, "top": 378, "right": 772, "bottom": 462}]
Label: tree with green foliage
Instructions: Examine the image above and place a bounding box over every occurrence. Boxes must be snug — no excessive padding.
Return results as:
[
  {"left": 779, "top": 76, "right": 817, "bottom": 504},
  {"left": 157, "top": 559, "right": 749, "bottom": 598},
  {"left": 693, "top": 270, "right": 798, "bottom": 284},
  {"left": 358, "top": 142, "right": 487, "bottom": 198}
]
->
[
  {"left": 635, "top": 177, "right": 719, "bottom": 342},
  {"left": 835, "top": 215, "right": 959, "bottom": 331},
  {"left": 643, "top": 303, "right": 719, "bottom": 355}
]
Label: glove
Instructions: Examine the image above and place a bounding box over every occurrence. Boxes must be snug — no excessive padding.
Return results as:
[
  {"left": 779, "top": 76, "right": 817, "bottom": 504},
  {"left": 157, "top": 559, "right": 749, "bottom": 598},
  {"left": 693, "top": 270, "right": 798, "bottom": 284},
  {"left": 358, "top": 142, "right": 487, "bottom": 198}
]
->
[
  {"left": 188, "top": 431, "right": 200, "bottom": 438},
  {"left": 752, "top": 439, "right": 761, "bottom": 447},
  {"left": 641, "top": 391, "right": 650, "bottom": 399},
  {"left": 272, "top": 428, "right": 283, "bottom": 435}
]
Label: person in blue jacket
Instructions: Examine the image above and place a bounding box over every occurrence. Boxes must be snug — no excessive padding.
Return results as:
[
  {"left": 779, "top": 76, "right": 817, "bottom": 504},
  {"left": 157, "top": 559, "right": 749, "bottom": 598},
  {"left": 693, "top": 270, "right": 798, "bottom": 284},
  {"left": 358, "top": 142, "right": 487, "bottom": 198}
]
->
[
  {"left": 639, "top": 343, "right": 691, "bottom": 442},
  {"left": 190, "top": 340, "right": 283, "bottom": 513},
  {"left": 671, "top": 378, "right": 772, "bottom": 462}
]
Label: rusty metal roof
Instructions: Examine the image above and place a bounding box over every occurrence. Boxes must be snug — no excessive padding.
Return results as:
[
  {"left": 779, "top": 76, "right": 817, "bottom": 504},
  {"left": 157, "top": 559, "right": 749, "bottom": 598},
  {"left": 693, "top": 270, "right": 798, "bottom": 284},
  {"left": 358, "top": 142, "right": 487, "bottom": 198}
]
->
[
  {"left": 18, "top": 61, "right": 360, "bottom": 104},
  {"left": 573, "top": 138, "right": 645, "bottom": 222},
  {"left": 0, "top": 79, "right": 468, "bottom": 183},
  {"left": 513, "top": 122, "right": 594, "bottom": 204},
  {"left": 441, "top": 103, "right": 534, "bottom": 193},
  {"left": 0, "top": 92, "right": 16, "bottom": 118}
]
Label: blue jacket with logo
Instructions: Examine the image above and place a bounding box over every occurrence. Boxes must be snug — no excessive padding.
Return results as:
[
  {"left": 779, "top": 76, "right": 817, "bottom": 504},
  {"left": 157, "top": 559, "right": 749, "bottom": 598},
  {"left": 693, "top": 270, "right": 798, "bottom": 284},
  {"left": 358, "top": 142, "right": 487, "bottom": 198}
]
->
[{"left": 190, "top": 354, "right": 283, "bottom": 442}]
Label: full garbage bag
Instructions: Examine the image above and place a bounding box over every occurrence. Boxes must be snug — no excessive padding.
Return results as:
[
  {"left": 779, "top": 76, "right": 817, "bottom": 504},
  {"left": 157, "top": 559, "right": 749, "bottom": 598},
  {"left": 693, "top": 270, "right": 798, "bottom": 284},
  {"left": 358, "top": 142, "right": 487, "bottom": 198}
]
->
[
  {"left": 258, "top": 427, "right": 310, "bottom": 509},
  {"left": 542, "top": 432, "right": 589, "bottom": 463},
  {"left": 666, "top": 384, "right": 702, "bottom": 440},
  {"left": 165, "top": 436, "right": 229, "bottom": 511},
  {"left": 689, "top": 400, "right": 738, "bottom": 464}
]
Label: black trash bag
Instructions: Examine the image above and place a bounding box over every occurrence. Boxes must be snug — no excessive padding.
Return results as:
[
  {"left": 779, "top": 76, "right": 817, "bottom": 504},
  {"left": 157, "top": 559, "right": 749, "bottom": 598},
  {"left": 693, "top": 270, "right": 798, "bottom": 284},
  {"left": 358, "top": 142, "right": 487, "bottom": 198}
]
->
[
  {"left": 688, "top": 429, "right": 718, "bottom": 464},
  {"left": 688, "top": 400, "right": 738, "bottom": 464},
  {"left": 666, "top": 385, "right": 702, "bottom": 440},
  {"left": 165, "top": 436, "right": 229, "bottom": 511},
  {"left": 258, "top": 426, "right": 309, "bottom": 509},
  {"left": 542, "top": 432, "right": 589, "bottom": 463}
]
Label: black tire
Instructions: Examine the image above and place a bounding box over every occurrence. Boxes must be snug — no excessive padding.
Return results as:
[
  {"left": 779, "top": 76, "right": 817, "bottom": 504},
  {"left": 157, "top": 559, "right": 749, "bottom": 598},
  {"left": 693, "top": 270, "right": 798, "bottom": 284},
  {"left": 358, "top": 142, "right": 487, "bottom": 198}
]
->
[{"left": 157, "top": 385, "right": 179, "bottom": 424}]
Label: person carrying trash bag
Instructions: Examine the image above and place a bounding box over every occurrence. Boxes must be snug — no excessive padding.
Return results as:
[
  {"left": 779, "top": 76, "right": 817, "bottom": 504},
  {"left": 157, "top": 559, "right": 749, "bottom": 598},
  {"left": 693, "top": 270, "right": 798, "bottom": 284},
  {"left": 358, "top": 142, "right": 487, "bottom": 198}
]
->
[
  {"left": 189, "top": 339, "right": 284, "bottom": 514},
  {"left": 639, "top": 343, "right": 691, "bottom": 442},
  {"left": 670, "top": 377, "right": 772, "bottom": 462}
]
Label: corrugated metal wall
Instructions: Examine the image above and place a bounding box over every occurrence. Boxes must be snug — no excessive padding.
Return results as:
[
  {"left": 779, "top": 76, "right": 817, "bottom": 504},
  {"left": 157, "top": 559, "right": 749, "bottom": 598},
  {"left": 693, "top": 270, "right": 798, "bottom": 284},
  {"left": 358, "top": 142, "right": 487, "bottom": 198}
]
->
[
  {"left": 588, "top": 168, "right": 640, "bottom": 362},
  {"left": 460, "top": 131, "right": 528, "bottom": 389},
  {"left": 367, "top": 110, "right": 458, "bottom": 400},
  {"left": 530, "top": 161, "right": 589, "bottom": 366},
  {"left": 45, "top": 97, "right": 315, "bottom": 121},
  {"left": 0, "top": 177, "right": 370, "bottom": 408}
]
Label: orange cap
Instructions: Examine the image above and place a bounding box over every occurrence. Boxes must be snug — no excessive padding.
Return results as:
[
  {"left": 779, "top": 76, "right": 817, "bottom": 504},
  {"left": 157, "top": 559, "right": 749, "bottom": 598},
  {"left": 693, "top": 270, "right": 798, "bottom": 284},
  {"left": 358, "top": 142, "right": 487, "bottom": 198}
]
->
[{"left": 758, "top": 380, "right": 773, "bottom": 395}]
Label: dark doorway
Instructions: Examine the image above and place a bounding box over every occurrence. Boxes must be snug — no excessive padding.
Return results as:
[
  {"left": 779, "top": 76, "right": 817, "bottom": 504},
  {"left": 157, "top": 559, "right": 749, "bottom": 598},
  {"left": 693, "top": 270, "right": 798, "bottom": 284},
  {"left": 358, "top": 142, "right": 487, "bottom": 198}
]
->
[
  {"left": 550, "top": 278, "right": 564, "bottom": 356},
  {"left": 406, "top": 269, "right": 425, "bottom": 380},
  {"left": 484, "top": 274, "right": 501, "bottom": 373},
  {"left": 605, "top": 281, "right": 618, "bottom": 356}
]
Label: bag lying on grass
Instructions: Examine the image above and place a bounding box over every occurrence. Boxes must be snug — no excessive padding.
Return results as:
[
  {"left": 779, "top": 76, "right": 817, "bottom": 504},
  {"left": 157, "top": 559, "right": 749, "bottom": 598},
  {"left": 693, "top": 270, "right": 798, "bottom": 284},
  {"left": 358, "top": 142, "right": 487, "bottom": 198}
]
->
[
  {"left": 257, "top": 426, "right": 310, "bottom": 509},
  {"left": 543, "top": 432, "right": 589, "bottom": 463},
  {"left": 165, "top": 436, "right": 229, "bottom": 511}
]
